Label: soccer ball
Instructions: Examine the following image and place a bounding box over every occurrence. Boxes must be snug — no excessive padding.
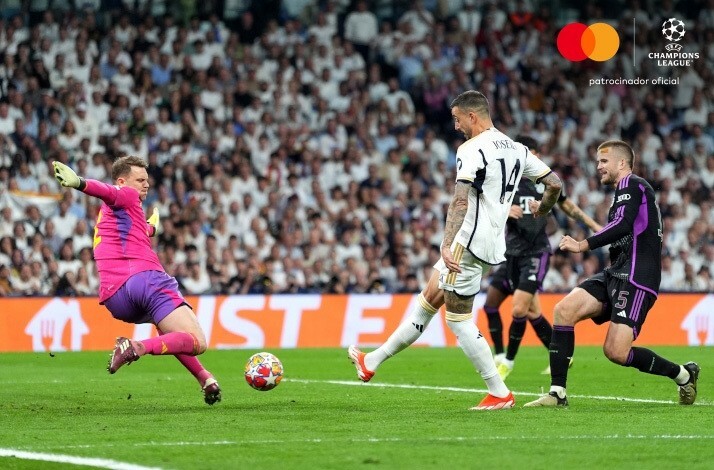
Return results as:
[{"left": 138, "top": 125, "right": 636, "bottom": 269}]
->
[
  {"left": 244, "top": 352, "right": 283, "bottom": 391},
  {"left": 661, "top": 18, "right": 685, "bottom": 42}
]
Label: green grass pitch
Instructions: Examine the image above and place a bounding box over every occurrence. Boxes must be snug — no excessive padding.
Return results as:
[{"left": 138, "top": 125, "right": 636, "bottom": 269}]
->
[{"left": 1, "top": 346, "right": 711, "bottom": 469}]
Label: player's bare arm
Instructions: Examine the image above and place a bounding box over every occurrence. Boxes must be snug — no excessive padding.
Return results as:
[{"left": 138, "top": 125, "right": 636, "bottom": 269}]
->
[
  {"left": 529, "top": 172, "right": 562, "bottom": 217},
  {"left": 558, "top": 199, "right": 602, "bottom": 232},
  {"left": 441, "top": 181, "right": 470, "bottom": 272},
  {"left": 559, "top": 235, "right": 589, "bottom": 253}
]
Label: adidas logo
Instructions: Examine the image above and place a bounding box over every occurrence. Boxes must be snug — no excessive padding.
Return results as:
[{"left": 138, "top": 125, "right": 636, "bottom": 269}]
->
[
  {"left": 528, "top": 275, "right": 537, "bottom": 281},
  {"left": 616, "top": 310, "right": 627, "bottom": 318},
  {"left": 412, "top": 322, "right": 424, "bottom": 333}
]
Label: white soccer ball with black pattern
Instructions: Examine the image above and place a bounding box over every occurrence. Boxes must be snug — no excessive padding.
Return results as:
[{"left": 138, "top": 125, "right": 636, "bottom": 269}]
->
[
  {"left": 245, "top": 352, "right": 283, "bottom": 391},
  {"left": 662, "top": 18, "right": 685, "bottom": 42}
]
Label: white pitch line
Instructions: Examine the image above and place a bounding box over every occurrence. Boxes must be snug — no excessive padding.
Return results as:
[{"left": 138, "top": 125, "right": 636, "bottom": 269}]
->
[
  {"left": 39, "top": 433, "right": 714, "bottom": 451},
  {"left": 288, "top": 378, "right": 710, "bottom": 405},
  {"left": 52, "top": 441, "right": 238, "bottom": 449},
  {"left": 0, "top": 448, "right": 162, "bottom": 470}
]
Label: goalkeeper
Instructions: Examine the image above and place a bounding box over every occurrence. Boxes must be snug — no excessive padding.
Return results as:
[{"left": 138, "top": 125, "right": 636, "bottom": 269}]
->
[{"left": 53, "top": 156, "right": 221, "bottom": 405}]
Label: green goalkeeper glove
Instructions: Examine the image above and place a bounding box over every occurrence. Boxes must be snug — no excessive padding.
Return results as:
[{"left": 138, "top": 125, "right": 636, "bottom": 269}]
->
[
  {"left": 52, "top": 161, "right": 85, "bottom": 190},
  {"left": 147, "top": 207, "right": 160, "bottom": 236}
]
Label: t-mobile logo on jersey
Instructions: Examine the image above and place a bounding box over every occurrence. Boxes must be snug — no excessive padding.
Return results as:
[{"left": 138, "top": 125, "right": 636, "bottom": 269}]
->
[{"left": 519, "top": 195, "right": 536, "bottom": 214}]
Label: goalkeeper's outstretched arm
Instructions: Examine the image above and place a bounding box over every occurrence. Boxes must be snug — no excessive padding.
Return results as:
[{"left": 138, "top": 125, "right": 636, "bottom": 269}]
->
[{"left": 53, "top": 161, "right": 123, "bottom": 206}]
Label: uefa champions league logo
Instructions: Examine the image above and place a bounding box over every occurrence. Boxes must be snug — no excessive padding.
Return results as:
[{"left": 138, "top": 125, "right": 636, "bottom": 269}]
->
[
  {"left": 661, "top": 18, "right": 685, "bottom": 52},
  {"left": 648, "top": 17, "right": 698, "bottom": 66}
]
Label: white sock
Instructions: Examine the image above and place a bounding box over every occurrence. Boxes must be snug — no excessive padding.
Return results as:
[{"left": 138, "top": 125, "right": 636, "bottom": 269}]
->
[
  {"left": 365, "top": 294, "right": 437, "bottom": 371},
  {"left": 447, "top": 319, "right": 510, "bottom": 398},
  {"left": 549, "top": 386, "right": 566, "bottom": 398},
  {"left": 675, "top": 365, "right": 690, "bottom": 385}
]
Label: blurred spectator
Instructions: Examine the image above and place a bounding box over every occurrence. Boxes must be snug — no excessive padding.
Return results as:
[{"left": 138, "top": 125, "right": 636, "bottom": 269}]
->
[
  {"left": 343, "top": 1, "right": 378, "bottom": 63},
  {"left": 0, "top": 1, "right": 711, "bottom": 299},
  {"left": 181, "top": 261, "right": 212, "bottom": 294}
]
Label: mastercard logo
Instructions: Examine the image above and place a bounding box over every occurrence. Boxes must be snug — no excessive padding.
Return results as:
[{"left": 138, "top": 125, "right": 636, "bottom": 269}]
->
[{"left": 557, "top": 22, "right": 620, "bottom": 62}]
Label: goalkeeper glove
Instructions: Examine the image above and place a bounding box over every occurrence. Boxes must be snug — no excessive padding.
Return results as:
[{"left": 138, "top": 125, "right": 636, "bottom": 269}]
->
[
  {"left": 147, "top": 207, "right": 160, "bottom": 236},
  {"left": 52, "top": 161, "right": 86, "bottom": 190}
]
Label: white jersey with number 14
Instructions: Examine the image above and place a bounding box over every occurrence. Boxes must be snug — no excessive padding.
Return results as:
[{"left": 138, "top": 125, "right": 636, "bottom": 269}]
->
[{"left": 453, "top": 127, "right": 552, "bottom": 264}]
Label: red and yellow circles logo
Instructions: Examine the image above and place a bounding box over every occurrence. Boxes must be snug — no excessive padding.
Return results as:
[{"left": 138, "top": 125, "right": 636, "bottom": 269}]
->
[{"left": 557, "top": 22, "right": 620, "bottom": 62}]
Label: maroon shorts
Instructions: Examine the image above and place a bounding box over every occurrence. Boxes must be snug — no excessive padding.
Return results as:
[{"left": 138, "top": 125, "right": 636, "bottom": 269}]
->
[{"left": 103, "top": 270, "right": 190, "bottom": 325}]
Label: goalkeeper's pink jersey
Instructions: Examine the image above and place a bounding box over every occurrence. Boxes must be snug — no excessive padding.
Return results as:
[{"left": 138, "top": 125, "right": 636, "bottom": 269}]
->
[{"left": 83, "top": 179, "right": 163, "bottom": 302}]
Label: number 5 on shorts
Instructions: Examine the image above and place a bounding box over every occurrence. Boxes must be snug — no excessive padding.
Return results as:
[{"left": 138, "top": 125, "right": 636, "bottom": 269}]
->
[{"left": 614, "top": 290, "right": 629, "bottom": 309}]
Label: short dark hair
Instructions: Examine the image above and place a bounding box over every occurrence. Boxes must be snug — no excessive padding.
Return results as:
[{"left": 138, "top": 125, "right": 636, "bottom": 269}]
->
[
  {"left": 112, "top": 155, "right": 148, "bottom": 181},
  {"left": 597, "top": 140, "right": 635, "bottom": 168},
  {"left": 515, "top": 135, "right": 539, "bottom": 152},
  {"left": 450, "top": 90, "right": 490, "bottom": 118}
]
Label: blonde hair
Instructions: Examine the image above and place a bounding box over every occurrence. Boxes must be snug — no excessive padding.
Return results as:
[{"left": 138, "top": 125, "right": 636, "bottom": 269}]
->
[{"left": 597, "top": 140, "right": 635, "bottom": 168}]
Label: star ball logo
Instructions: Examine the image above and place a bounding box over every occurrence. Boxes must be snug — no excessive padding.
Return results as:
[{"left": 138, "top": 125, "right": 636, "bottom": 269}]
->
[
  {"left": 557, "top": 22, "right": 620, "bottom": 62},
  {"left": 649, "top": 17, "right": 698, "bottom": 66},
  {"left": 662, "top": 17, "right": 685, "bottom": 50}
]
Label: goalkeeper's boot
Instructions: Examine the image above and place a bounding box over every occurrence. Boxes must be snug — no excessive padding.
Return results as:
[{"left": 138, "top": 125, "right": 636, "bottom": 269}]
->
[
  {"left": 541, "top": 357, "right": 575, "bottom": 375},
  {"left": 107, "top": 336, "right": 140, "bottom": 374},
  {"left": 202, "top": 377, "right": 222, "bottom": 405},
  {"left": 678, "top": 362, "right": 700, "bottom": 405},
  {"left": 523, "top": 391, "right": 569, "bottom": 407},
  {"left": 348, "top": 345, "right": 375, "bottom": 382},
  {"left": 470, "top": 392, "right": 515, "bottom": 410}
]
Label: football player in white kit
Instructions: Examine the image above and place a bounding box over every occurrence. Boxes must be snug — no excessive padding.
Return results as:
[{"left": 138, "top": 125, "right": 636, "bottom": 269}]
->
[{"left": 349, "top": 90, "right": 563, "bottom": 410}]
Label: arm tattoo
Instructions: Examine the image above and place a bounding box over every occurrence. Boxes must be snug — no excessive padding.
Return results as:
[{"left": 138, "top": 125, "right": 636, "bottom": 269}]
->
[
  {"left": 442, "top": 182, "right": 470, "bottom": 250},
  {"left": 561, "top": 200, "right": 585, "bottom": 222},
  {"left": 560, "top": 199, "right": 601, "bottom": 231},
  {"left": 535, "top": 172, "right": 562, "bottom": 216}
]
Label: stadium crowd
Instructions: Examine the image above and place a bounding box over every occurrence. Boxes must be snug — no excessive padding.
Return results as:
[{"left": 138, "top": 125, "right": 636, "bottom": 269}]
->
[{"left": 0, "top": 0, "right": 712, "bottom": 297}]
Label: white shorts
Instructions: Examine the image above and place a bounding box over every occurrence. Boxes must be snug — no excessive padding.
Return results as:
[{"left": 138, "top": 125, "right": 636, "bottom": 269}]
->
[{"left": 434, "top": 243, "right": 488, "bottom": 297}]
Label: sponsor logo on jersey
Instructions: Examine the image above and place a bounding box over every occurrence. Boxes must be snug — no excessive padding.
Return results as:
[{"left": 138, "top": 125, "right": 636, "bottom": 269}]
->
[
  {"left": 616, "top": 193, "right": 631, "bottom": 203},
  {"left": 519, "top": 195, "right": 536, "bottom": 214}
]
